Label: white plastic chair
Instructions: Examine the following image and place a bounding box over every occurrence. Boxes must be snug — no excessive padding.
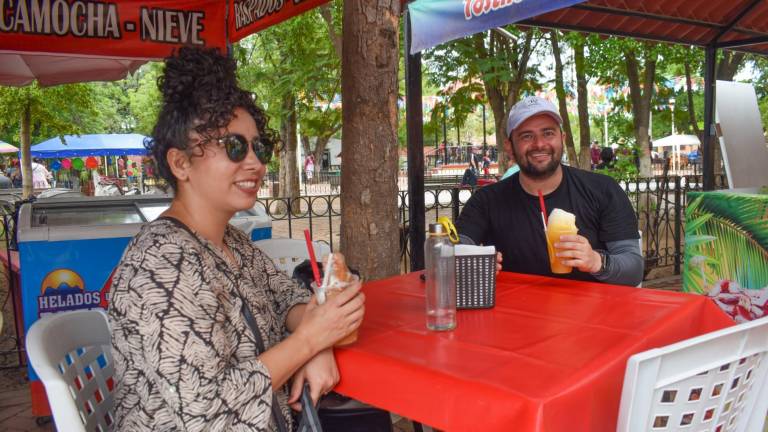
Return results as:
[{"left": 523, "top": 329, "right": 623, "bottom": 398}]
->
[
  {"left": 254, "top": 238, "right": 331, "bottom": 275},
  {"left": 26, "top": 309, "right": 115, "bottom": 432},
  {"left": 617, "top": 316, "right": 768, "bottom": 432}
]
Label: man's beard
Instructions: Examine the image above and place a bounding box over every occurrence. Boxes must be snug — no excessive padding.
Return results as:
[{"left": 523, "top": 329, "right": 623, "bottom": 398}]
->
[{"left": 512, "top": 145, "right": 562, "bottom": 179}]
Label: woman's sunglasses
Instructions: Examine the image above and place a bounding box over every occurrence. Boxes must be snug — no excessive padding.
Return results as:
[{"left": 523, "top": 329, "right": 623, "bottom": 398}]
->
[{"left": 216, "top": 134, "right": 273, "bottom": 164}]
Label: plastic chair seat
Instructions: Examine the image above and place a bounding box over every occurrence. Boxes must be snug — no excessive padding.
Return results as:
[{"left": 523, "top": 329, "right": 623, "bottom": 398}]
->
[
  {"left": 617, "top": 316, "right": 768, "bottom": 432},
  {"left": 253, "top": 238, "right": 331, "bottom": 275},
  {"left": 26, "top": 309, "right": 115, "bottom": 432}
]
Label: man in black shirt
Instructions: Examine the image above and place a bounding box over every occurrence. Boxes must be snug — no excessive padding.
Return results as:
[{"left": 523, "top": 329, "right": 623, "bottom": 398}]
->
[{"left": 456, "top": 96, "right": 643, "bottom": 286}]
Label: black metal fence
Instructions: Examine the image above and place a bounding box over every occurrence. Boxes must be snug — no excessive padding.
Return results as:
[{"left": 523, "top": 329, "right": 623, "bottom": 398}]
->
[
  {"left": 253, "top": 173, "right": 729, "bottom": 276},
  {"left": 0, "top": 173, "right": 729, "bottom": 368}
]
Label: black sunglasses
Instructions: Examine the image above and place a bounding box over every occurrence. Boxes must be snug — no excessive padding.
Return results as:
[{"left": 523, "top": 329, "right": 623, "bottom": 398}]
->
[{"left": 216, "top": 134, "right": 273, "bottom": 164}]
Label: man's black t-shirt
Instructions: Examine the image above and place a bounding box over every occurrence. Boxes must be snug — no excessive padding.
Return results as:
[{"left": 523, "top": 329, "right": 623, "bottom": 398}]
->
[{"left": 456, "top": 165, "right": 639, "bottom": 282}]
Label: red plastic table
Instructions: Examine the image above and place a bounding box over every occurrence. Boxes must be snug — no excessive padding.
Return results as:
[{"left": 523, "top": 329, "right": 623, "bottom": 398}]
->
[{"left": 334, "top": 272, "right": 734, "bottom": 432}]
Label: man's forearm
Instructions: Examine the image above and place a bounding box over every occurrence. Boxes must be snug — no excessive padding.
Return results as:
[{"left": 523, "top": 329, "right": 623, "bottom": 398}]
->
[{"left": 591, "top": 239, "right": 644, "bottom": 286}]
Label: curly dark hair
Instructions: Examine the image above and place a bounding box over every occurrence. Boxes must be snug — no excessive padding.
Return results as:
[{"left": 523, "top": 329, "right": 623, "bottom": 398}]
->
[{"left": 145, "top": 46, "right": 278, "bottom": 191}]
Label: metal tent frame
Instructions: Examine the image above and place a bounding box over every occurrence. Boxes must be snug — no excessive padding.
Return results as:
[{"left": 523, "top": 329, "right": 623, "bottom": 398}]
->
[{"left": 404, "top": 0, "right": 768, "bottom": 270}]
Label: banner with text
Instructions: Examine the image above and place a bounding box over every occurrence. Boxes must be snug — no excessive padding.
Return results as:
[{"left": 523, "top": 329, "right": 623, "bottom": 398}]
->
[
  {"left": 0, "top": 0, "right": 225, "bottom": 59},
  {"left": 408, "top": 0, "right": 586, "bottom": 54},
  {"left": 0, "top": 0, "right": 330, "bottom": 60},
  {"left": 229, "top": 0, "right": 330, "bottom": 43}
]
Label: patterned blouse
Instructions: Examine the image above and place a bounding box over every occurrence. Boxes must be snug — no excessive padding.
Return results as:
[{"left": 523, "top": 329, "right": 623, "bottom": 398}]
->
[{"left": 109, "top": 217, "right": 311, "bottom": 431}]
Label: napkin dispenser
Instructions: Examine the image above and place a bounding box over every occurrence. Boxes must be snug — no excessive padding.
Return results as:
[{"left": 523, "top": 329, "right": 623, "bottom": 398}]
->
[{"left": 455, "top": 245, "right": 496, "bottom": 309}]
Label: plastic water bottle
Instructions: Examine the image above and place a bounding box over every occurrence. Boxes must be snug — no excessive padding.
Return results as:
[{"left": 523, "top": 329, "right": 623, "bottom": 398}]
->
[{"left": 425, "top": 223, "right": 456, "bottom": 331}]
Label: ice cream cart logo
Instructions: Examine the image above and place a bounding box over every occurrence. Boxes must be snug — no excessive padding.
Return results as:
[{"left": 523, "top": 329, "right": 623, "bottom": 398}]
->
[{"left": 38, "top": 269, "right": 100, "bottom": 315}]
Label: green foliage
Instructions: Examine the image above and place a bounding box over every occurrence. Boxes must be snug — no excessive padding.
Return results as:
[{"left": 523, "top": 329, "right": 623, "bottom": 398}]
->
[
  {"left": 127, "top": 63, "right": 163, "bottom": 135},
  {"left": 684, "top": 194, "right": 768, "bottom": 293},
  {"left": 595, "top": 139, "right": 640, "bottom": 181},
  {"left": 0, "top": 83, "right": 99, "bottom": 145},
  {"left": 237, "top": 6, "right": 341, "bottom": 145}
]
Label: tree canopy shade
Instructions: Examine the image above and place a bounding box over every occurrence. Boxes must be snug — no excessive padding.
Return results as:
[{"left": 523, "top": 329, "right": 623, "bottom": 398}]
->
[{"left": 30, "top": 134, "right": 148, "bottom": 158}]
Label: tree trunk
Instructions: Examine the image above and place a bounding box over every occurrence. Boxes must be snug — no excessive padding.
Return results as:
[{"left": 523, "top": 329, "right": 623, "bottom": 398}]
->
[
  {"left": 573, "top": 37, "right": 592, "bottom": 170},
  {"left": 717, "top": 51, "right": 744, "bottom": 81},
  {"left": 319, "top": 5, "right": 342, "bottom": 60},
  {"left": 624, "top": 45, "right": 656, "bottom": 177},
  {"left": 21, "top": 99, "right": 33, "bottom": 198},
  {"left": 312, "top": 133, "right": 335, "bottom": 173},
  {"left": 340, "top": 0, "right": 400, "bottom": 280},
  {"left": 478, "top": 30, "right": 535, "bottom": 172},
  {"left": 550, "top": 31, "right": 578, "bottom": 167},
  {"left": 279, "top": 94, "right": 300, "bottom": 214},
  {"left": 684, "top": 61, "right": 701, "bottom": 137},
  {"left": 300, "top": 135, "right": 311, "bottom": 160}
]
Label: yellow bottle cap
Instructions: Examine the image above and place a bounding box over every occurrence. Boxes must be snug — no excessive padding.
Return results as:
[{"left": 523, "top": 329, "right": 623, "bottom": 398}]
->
[{"left": 437, "top": 216, "right": 459, "bottom": 244}]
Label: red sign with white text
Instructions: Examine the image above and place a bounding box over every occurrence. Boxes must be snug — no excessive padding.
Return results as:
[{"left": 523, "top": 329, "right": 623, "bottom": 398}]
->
[
  {"left": 229, "top": 0, "right": 330, "bottom": 43},
  {"left": 0, "top": 0, "right": 330, "bottom": 60}
]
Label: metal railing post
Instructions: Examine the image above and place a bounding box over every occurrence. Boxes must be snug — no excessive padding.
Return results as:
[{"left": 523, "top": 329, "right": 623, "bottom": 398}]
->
[
  {"left": 674, "top": 175, "right": 682, "bottom": 275},
  {"left": 451, "top": 187, "right": 460, "bottom": 221}
]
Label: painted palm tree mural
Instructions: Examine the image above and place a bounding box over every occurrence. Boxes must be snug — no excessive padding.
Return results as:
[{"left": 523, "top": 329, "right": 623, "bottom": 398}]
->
[{"left": 684, "top": 192, "right": 768, "bottom": 322}]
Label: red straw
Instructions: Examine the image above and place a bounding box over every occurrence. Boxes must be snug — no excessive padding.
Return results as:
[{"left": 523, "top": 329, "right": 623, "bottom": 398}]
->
[
  {"left": 537, "top": 190, "right": 548, "bottom": 227},
  {"left": 303, "top": 229, "right": 322, "bottom": 287}
]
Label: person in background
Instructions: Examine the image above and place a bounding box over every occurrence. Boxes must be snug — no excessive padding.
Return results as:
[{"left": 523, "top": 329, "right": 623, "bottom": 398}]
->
[
  {"left": 109, "top": 47, "right": 365, "bottom": 431},
  {"left": 0, "top": 164, "right": 11, "bottom": 189},
  {"left": 590, "top": 141, "right": 601, "bottom": 170},
  {"left": 456, "top": 96, "right": 642, "bottom": 286},
  {"left": 304, "top": 154, "right": 315, "bottom": 182},
  {"left": 596, "top": 147, "right": 615, "bottom": 170},
  {"left": 482, "top": 151, "right": 491, "bottom": 177},
  {"left": 8, "top": 159, "right": 21, "bottom": 188},
  {"left": 31, "top": 158, "right": 52, "bottom": 189},
  {"left": 500, "top": 153, "right": 520, "bottom": 180}
]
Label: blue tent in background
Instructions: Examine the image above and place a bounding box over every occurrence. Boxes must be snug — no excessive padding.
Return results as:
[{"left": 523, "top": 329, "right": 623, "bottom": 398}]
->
[{"left": 30, "top": 134, "right": 149, "bottom": 158}]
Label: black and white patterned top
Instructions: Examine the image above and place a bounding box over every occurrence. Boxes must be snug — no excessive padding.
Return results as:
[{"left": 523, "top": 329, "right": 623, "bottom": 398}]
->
[{"left": 108, "top": 217, "right": 310, "bottom": 431}]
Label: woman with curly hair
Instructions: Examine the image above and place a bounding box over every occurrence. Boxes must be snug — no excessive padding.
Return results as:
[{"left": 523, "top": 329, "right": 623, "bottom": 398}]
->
[{"left": 108, "top": 47, "right": 365, "bottom": 431}]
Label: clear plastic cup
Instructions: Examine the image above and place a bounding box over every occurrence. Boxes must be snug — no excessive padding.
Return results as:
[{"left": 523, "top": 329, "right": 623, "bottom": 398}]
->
[
  {"left": 546, "top": 226, "right": 578, "bottom": 274},
  {"left": 312, "top": 274, "right": 360, "bottom": 346}
]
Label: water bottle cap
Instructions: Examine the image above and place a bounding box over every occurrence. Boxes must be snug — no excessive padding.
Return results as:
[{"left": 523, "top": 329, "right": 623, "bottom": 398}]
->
[{"left": 428, "top": 223, "right": 446, "bottom": 235}]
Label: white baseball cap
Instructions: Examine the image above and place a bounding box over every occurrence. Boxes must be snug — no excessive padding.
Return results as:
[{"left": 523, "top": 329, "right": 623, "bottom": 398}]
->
[{"left": 506, "top": 96, "right": 563, "bottom": 138}]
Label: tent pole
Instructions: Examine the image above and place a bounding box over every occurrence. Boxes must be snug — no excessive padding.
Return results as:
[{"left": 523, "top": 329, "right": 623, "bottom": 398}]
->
[
  {"left": 404, "top": 7, "right": 425, "bottom": 271},
  {"left": 702, "top": 45, "right": 716, "bottom": 191}
]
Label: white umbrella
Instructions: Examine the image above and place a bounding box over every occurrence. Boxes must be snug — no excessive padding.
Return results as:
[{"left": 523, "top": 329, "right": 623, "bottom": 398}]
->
[
  {"left": 0, "top": 141, "right": 19, "bottom": 154},
  {"left": 652, "top": 135, "right": 701, "bottom": 172}
]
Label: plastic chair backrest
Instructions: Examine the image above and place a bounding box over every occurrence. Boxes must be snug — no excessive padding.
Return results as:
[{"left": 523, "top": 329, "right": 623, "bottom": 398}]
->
[
  {"left": 254, "top": 238, "right": 331, "bottom": 275},
  {"left": 26, "top": 309, "right": 115, "bottom": 432},
  {"left": 617, "top": 316, "right": 768, "bottom": 432}
]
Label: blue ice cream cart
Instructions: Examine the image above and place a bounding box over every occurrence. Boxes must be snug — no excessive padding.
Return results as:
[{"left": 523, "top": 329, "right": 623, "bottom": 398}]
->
[{"left": 17, "top": 195, "right": 271, "bottom": 415}]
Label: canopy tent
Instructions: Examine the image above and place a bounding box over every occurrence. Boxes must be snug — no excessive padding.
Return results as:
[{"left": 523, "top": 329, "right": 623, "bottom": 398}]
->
[
  {"left": 30, "top": 134, "right": 149, "bottom": 158},
  {"left": 403, "top": 0, "right": 768, "bottom": 269},
  {"left": 0, "top": 141, "right": 19, "bottom": 154},
  {"left": 652, "top": 135, "right": 702, "bottom": 172},
  {"left": 653, "top": 135, "right": 702, "bottom": 149},
  {"left": 0, "top": 0, "right": 329, "bottom": 86}
]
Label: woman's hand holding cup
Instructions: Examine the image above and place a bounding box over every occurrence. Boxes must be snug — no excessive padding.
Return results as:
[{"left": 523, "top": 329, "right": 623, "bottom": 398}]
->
[{"left": 296, "top": 279, "right": 365, "bottom": 354}]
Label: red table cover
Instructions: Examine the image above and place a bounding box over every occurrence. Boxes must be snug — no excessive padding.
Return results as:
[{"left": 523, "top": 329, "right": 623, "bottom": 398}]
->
[{"left": 334, "top": 272, "right": 734, "bottom": 431}]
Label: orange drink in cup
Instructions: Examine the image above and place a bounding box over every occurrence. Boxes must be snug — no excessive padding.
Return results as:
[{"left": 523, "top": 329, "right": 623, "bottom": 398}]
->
[
  {"left": 545, "top": 209, "right": 578, "bottom": 274},
  {"left": 316, "top": 253, "right": 359, "bottom": 346}
]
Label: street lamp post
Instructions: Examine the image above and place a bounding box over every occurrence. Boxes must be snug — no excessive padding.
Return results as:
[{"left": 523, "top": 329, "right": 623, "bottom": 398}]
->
[
  {"left": 482, "top": 103, "right": 487, "bottom": 152},
  {"left": 669, "top": 97, "right": 677, "bottom": 172},
  {"left": 669, "top": 97, "right": 676, "bottom": 135}
]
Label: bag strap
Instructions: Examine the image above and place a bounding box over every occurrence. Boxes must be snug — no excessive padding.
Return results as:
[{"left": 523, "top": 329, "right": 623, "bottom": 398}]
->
[
  {"left": 157, "top": 216, "right": 319, "bottom": 432},
  {"left": 241, "top": 301, "right": 291, "bottom": 432}
]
